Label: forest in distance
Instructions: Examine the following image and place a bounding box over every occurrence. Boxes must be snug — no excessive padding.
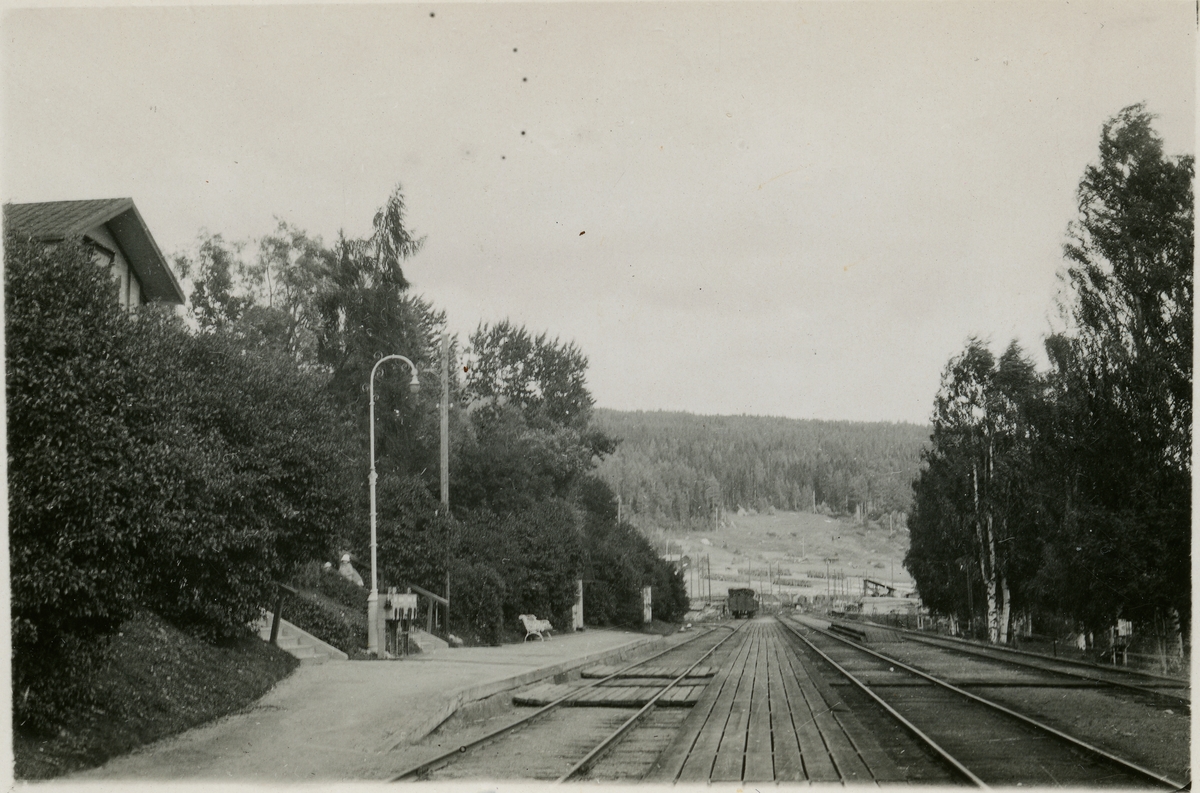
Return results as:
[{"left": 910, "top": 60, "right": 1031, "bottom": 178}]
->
[{"left": 594, "top": 408, "right": 928, "bottom": 528}]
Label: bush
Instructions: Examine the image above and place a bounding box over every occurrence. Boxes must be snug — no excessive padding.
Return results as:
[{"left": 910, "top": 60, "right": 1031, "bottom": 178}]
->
[
  {"left": 7, "top": 234, "right": 151, "bottom": 732},
  {"left": 289, "top": 561, "right": 369, "bottom": 612},
  {"left": 279, "top": 592, "right": 365, "bottom": 653},
  {"left": 454, "top": 500, "right": 584, "bottom": 632},
  {"left": 576, "top": 477, "right": 689, "bottom": 626},
  {"left": 131, "top": 324, "right": 357, "bottom": 641},
  {"left": 449, "top": 560, "right": 506, "bottom": 645},
  {"left": 374, "top": 474, "right": 454, "bottom": 596},
  {"left": 8, "top": 233, "right": 357, "bottom": 729}
]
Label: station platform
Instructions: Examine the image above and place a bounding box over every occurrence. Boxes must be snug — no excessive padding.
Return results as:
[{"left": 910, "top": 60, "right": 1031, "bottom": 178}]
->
[{"left": 72, "top": 628, "right": 663, "bottom": 781}]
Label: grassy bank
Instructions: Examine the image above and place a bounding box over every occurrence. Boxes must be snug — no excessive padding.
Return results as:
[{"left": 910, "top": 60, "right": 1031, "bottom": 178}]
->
[{"left": 14, "top": 610, "right": 298, "bottom": 780}]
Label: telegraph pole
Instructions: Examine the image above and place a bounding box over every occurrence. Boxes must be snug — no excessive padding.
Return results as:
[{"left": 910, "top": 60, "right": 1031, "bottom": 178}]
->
[
  {"left": 440, "top": 333, "right": 450, "bottom": 628},
  {"left": 440, "top": 332, "right": 449, "bottom": 507}
]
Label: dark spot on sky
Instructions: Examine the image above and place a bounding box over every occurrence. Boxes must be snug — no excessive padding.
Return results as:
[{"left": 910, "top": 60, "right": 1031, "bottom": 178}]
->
[
  {"left": 430, "top": 12, "right": 435, "bottom": 17},
  {"left": 579, "top": 231, "right": 585, "bottom": 236},
  {"left": 523, "top": 77, "right": 528, "bottom": 82},
  {"left": 501, "top": 155, "right": 506, "bottom": 160},
  {"left": 513, "top": 48, "right": 518, "bottom": 52},
  {"left": 521, "top": 131, "right": 526, "bottom": 136}
]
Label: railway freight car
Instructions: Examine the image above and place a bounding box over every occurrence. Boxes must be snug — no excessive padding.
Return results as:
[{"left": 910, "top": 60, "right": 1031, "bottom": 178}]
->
[{"left": 727, "top": 588, "right": 759, "bottom": 618}]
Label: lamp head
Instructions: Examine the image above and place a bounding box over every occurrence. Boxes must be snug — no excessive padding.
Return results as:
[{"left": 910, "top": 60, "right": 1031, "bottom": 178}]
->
[{"left": 409, "top": 371, "right": 421, "bottom": 395}]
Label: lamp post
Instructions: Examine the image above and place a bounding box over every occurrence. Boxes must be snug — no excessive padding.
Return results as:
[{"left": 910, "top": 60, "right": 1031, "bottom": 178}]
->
[{"left": 368, "top": 354, "right": 420, "bottom": 656}]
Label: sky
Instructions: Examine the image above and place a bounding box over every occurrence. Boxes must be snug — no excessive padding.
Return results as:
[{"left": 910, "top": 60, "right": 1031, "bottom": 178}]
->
[{"left": 3, "top": 2, "right": 1194, "bottom": 424}]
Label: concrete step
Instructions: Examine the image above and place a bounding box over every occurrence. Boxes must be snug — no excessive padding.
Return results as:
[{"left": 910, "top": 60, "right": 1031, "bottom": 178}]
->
[
  {"left": 255, "top": 611, "right": 349, "bottom": 663},
  {"left": 411, "top": 629, "right": 449, "bottom": 653}
]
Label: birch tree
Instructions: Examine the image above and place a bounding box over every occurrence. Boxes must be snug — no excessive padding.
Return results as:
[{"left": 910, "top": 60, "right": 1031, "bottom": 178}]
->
[{"left": 913, "top": 339, "right": 1040, "bottom": 644}]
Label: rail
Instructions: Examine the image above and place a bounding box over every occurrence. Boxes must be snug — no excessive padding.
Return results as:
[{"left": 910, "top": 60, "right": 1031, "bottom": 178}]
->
[
  {"left": 776, "top": 616, "right": 987, "bottom": 787},
  {"left": 556, "top": 623, "right": 744, "bottom": 781},
  {"left": 892, "top": 627, "right": 1189, "bottom": 710},
  {"left": 878, "top": 621, "right": 1189, "bottom": 684},
  {"left": 389, "top": 624, "right": 736, "bottom": 782},
  {"left": 779, "top": 614, "right": 1185, "bottom": 790},
  {"left": 268, "top": 582, "right": 300, "bottom": 646}
]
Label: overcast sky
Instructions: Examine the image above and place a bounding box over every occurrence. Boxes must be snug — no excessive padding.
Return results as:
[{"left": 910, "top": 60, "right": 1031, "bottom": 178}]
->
[{"left": 4, "top": 2, "right": 1194, "bottom": 424}]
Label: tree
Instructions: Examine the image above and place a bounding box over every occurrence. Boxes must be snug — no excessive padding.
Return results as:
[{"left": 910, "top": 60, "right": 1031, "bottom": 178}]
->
[
  {"left": 180, "top": 233, "right": 254, "bottom": 331},
  {"left": 1042, "top": 104, "right": 1192, "bottom": 638},
  {"left": 464, "top": 320, "right": 596, "bottom": 431},
  {"left": 1063, "top": 104, "right": 1192, "bottom": 472},
  {"left": 576, "top": 476, "right": 689, "bottom": 626},
  {"left": 908, "top": 106, "right": 1192, "bottom": 654},
  {"left": 247, "top": 220, "right": 335, "bottom": 361},
  {"left": 306, "top": 189, "right": 448, "bottom": 489},
  {"left": 908, "top": 339, "right": 1041, "bottom": 644}
]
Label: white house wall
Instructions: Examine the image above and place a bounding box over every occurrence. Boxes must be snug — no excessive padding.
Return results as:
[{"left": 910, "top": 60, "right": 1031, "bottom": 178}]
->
[{"left": 86, "top": 223, "right": 142, "bottom": 309}]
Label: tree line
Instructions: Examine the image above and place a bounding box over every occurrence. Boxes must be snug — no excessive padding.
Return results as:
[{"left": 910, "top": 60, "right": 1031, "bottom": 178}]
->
[
  {"left": 905, "top": 105, "right": 1191, "bottom": 655},
  {"left": 9, "top": 187, "right": 685, "bottom": 734},
  {"left": 594, "top": 409, "right": 928, "bottom": 526}
]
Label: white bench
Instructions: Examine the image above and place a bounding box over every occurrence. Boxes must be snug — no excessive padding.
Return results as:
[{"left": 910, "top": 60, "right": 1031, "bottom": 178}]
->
[{"left": 520, "top": 614, "right": 553, "bottom": 641}]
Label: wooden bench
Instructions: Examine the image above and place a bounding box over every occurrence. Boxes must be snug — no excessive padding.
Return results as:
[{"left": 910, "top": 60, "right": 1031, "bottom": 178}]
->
[{"left": 520, "top": 614, "right": 553, "bottom": 641}]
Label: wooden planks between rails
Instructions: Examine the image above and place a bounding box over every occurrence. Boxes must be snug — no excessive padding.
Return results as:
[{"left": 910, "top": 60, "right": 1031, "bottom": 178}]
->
[
  {"left": 582, "top": 664, "right": 716, "bottom": 679},
  {"left": 644, "top": 620, "right": 904, "bottom": 784},
  {"left": 514, "top": 683, "right": 705, "bottom": 708}
]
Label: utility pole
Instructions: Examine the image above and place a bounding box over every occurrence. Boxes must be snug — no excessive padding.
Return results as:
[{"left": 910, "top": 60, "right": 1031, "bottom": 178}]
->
[
  {"left": 440, "top": 333, "right": 449, "bottom": 508},
  {"left": 440, "top": 333, "right": 450, "bottom": 629}
]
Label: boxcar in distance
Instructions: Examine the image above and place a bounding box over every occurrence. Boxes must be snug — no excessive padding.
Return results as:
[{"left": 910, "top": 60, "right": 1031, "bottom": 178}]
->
[{"left": 727, "top": 588, "right": 759, "bottom": 618}]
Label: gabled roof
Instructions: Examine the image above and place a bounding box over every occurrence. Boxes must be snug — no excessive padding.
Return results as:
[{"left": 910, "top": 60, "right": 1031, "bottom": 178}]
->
[{"left": 4, "top": 198, "right": 185, "bottom": 304}]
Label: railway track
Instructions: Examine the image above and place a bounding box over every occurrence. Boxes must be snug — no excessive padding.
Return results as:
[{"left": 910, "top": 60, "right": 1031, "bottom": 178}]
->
[
  {"left": 643, "top": 618, "right": 919, "bottom": 784},
  {"left": 877, "top": 622, "right": 1190, "bottom": 711},
  {"left": 780, "top": 613, "right": 1188, "bottom": 788},
  {"left": 390, "top": 622, "right": 743, "bottom": 782}
]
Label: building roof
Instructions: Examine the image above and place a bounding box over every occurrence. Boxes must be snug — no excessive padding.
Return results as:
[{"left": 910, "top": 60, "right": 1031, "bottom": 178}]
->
[{"left": 4, "top": 198, "right": 185, "bottom": 304}]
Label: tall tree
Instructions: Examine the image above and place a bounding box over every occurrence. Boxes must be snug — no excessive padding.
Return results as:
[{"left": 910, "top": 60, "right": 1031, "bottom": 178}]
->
[
  {"left": 179, "top": 233, "right": 254, "bottom": 330},
  {"left": 909, "top": 339, "right": 1040, "bottom": 644},
  {"left": 248, "top": 219, "right": 335, "bottom": 361},
  {"left": 464, "top": 320, "right": 595, "bottom": 431},
  {"left": 1041, "top": 104, "right": 1192, "bottom": 637}
]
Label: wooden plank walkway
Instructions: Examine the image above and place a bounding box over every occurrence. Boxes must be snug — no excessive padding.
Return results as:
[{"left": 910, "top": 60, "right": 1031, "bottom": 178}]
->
[{"left": 644, "top": 619, "right": 904, "bottom": 784}]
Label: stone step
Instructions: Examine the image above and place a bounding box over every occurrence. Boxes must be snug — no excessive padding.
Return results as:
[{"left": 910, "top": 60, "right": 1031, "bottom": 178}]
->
[
  {"left": 255, "top": 611, "right": 349, "bottom": 663},
  {"left": 410, "top": 629, "right": 448, "bottom": 653}
]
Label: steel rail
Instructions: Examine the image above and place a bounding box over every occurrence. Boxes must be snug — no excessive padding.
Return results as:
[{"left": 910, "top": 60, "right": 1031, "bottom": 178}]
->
[
  {"left": 782, "top": 614, "right": 1186, "bottom": 790},
  {"left": 388, "top": 625, "right": 727, "bottom": 782},
  {"left": 895, "top": 629, "right": 1189, "bottom": 709},
  {"left": 775, "top": 617, "right": 989, "bottom": 788},
  {"left": 872, "top": 620, "right": 1190, "bottom": 686},
  {"left": 555, "top": 620, "right": 747, "bottom": 783}
]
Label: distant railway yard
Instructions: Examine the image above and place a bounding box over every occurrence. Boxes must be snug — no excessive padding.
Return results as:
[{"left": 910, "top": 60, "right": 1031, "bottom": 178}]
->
[{"left": 396, "top": 614, "right": 1190, "bottom": 787}]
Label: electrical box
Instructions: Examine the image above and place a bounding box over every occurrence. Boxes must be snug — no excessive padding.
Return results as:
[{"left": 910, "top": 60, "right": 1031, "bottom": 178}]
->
[
  {"left": 384, "top": 588, "right": 419, "bottom": 657},
  {"left": 386, "top": 592, "right": 418, "bottom": 621}
]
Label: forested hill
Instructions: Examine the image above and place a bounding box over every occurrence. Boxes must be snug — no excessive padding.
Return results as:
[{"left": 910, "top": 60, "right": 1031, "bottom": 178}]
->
[{"left": 593, "top": 409, "right": 929, "bottom": 526}]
